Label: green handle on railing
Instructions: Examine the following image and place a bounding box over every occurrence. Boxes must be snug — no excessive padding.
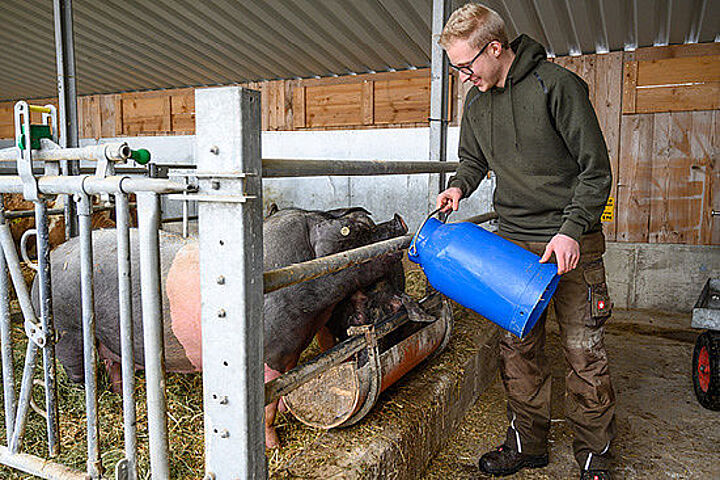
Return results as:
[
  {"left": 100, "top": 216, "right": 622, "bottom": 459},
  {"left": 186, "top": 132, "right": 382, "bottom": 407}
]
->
[{"left": 130, "top": 148, "right": 151, "bottom": 165}]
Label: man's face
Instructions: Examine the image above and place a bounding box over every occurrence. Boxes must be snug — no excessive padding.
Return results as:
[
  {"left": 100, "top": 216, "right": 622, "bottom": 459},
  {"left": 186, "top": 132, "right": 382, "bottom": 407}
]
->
[{"left": 446, "top": 38, "right": 501, "bottom": 92}]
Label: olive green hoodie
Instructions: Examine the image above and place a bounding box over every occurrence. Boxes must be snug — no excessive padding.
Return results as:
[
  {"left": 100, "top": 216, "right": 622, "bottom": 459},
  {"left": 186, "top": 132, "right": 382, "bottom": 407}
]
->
[{"left": 448, "top": 34, "right": 611, "bottom": 242}]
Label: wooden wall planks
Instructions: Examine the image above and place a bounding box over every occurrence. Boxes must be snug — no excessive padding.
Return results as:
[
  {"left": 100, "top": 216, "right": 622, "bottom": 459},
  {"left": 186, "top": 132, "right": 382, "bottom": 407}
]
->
[
  {"left": 121, "top": 92, "right": 171, "bottom": 135},
  {"left": 618, "top": 111, "right": 718, "bottom": 245},
  {"left": 592, "top": 52, "right": 624, "bottom": 241},
  {"left": 373, "top": 75, "right": 430, "bottom": 125},
  {"left": 305, "top": 82, "right": 364, "bottom": 128},
  {"left": 0, "top": 103, "right": 13, "bottom": 139},
  {"left": 616, "top": 114, "right": 654, "bottom": 242},
  {"left": 635, "top": 82, "right": 719, "bottom": 114},
  {"left": 623, "top": 46, "right": 719, "bottom": 115},
  {"left": 637, "top": 55, "right": 720, "bottom": 86}
]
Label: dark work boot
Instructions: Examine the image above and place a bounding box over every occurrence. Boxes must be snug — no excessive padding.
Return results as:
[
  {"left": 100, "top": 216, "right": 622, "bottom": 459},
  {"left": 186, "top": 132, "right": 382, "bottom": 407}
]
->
[
  {"left": 581, "top": 470, "right": 612, "bottom": 480},
  {"left": 478, "top": 444, "right": 549, "bottom": 476}
]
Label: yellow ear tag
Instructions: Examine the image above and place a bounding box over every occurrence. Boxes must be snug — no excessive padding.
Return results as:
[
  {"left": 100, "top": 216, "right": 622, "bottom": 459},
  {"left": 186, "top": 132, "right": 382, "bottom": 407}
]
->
[{"left": 340, "top": 226, "right": 351, "bottom": 236}]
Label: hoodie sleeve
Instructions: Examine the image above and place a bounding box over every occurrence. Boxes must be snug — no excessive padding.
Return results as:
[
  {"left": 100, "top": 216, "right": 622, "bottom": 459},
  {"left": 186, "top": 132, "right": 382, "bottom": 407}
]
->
[
  {"left": 447, "top": 95, "right": 489, "bottom": 197},
  {"left": 549, "top": 72, "right": 612, "bottom": 241}
]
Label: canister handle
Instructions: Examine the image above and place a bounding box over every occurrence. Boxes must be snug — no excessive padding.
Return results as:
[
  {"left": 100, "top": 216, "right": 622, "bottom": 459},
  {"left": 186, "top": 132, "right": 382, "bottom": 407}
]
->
[{"left": 408, "top": 207, "right": 450, "bottom": 257}]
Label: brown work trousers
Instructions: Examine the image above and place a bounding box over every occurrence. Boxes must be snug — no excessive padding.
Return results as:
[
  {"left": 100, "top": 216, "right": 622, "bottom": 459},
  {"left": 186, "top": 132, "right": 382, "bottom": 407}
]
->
[{"left": 499, "top": 231, "right": 616, "bottom": 470}]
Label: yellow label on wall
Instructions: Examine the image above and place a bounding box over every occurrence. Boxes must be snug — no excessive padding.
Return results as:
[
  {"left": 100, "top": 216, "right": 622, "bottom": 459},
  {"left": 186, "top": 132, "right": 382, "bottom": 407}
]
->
[{"left": 601, "top": 197, "right": 614, "bottom": 222}]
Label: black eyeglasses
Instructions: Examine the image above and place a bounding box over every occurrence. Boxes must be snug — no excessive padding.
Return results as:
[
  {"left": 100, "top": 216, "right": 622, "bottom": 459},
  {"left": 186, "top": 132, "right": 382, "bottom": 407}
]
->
[{"left": 448, "top": 40, "right": 493, "bottom": 75}]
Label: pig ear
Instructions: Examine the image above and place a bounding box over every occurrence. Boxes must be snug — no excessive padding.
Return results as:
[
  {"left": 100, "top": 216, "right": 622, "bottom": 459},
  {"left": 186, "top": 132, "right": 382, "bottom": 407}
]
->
[
  {"left": 265, "top": 203, "right": 279, "bottom": 218},
  {"left": 325, "top": 207, "right": 372, "bottom": 219},
  {"left": 308, "top": 219, "right": 344, "bottom": 258},
  {"left": 401, "top": 294, "right": 436, "bottom": 323}
]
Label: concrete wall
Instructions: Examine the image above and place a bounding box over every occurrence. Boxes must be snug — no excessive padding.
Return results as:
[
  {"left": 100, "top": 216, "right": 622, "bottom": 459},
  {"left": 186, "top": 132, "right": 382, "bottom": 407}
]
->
[
  {"left": 605, "top": 242, "right": 720, "bottom": 313},
  {"left": 73, "top": 127, "right": 495, "bottom": 231}
]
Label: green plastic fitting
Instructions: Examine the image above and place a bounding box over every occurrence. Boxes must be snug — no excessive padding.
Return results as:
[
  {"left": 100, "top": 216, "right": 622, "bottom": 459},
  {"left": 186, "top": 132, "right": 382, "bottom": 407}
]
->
[{"left": 130, "top": 148, "right": 151, "bottom": 165}]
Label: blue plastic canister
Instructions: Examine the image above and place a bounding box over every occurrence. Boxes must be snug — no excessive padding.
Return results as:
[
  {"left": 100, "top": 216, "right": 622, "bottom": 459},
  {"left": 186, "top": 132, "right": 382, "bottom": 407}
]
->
[{"left": 408, "top": 218, "right": 560, "bottom": 338}]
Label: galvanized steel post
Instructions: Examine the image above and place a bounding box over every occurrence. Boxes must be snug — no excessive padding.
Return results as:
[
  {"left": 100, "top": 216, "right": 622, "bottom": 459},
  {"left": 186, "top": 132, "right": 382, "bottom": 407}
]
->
[
  {"left": 137, "top": 192, "right": 170, "bottom": 480},
  {"left": 115, "top": 194, "right": 138, "bottom": 480},
  {"left": 195, "top": 87, "right": 265, "bottom": 479},
  {"left": 52, "top": 0, "right": 80, "bottom": 238},
  {"left": 33, "top": 200, "right": 59, "bottom": 456},
  {"left": 77, "top": 193, "right": 102, "bottom": 478},
  {"left": 0, "top": 199, "right": 16, "bottom": 442},
  {"left": 430, "top": 0, "right": 450, "bottom": 202}
]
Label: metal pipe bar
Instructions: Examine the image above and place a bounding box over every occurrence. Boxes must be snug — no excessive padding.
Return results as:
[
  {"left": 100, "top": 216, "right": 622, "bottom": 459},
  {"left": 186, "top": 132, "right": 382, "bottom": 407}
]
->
[
  {"left": 8, "top": 341, "right": 38, "bottom": 453},
  {"left": 263, "top": 235, "right": 412, "bottom": 294},
  {"left": 0, "top": 224, "right": 41, "bottom": 327},
  {"left": 0, "top": 143, "right": 130, "bottom": 162},
  {"left": 0, "top": 175, "right": 185, "bottom": 195},
  {"left": 0, "top": 199, "right": 16, "bottom": 442},
  {"left": 115, "top": 194, "right": 137, "bottom": 480},
  {"left": 263, "top": 211, "right": 498, "bottom": 294},
  {"left": 77, "top": 193, "right": 102, "bottom": 479},
  {"left": 0, "top": 446, "right": 86, "bottom": 480},
  {"left": 182, "top": 188, "right": 189, "bottom": 238},
  {"left": 262, "top": 159, "right": 458, "bottom": 177},
  {"left": 454, "top": 211, "right": 499, "bottom": 225},
  {"left": 430, "top": 0, "right": 450, "bottom": 195},
  {"left": 162, "top": 215, "right": 198, "bottom": 224},
  {"left": 137, "top": 192, "right": 169, "bottom": 480},
  {"left": 54, "top": 0, "right": 80, "bottom": 239},
  {"left": 52, "top": 0, "right": 79, "bottom": 151},
  {"left": 0, "top": 166, "right": 150, "bottom": 176},
  {"left": 33, "top": 201, "right": 59, "bottom": 456},
  {"left": 265, "top": 293, "right": 443, "bottom": 405}
]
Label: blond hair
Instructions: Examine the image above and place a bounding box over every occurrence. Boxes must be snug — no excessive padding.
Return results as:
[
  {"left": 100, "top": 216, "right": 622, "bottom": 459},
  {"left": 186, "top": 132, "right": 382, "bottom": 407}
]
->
[{"left": 438, "top": 3, "right": 508, "bottom": 50}]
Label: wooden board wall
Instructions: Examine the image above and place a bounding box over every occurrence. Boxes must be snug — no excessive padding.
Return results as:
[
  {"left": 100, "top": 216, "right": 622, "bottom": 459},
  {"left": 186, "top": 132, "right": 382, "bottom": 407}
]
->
[
  {"left": 552, "top": 53, "right": 624, "bottom": 241},
  {"left": 617, "top": 43, "right": 719, "bottom": 245},
  {"left": 623, "top": 44, "right": 720, "bottom": 115}
]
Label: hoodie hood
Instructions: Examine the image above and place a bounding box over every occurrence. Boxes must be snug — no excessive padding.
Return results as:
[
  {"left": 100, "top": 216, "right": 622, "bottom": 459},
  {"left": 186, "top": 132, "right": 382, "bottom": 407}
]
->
[{"left": 507, "top": 34, "right": 547, "bottom": 84}]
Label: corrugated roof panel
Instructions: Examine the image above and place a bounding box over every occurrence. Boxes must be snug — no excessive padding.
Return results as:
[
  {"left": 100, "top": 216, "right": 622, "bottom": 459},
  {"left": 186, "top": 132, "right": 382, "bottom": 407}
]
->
[
  {"left": 1, "top": 0, "right": 718, "bottom": 101},
  {"left": 698, "top": 0, "right": 719, "bottom": 43}
]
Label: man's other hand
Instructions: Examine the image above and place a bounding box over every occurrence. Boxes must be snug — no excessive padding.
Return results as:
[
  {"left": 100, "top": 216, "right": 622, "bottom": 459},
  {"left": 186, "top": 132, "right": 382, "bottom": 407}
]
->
[
  {"left": 539, "top": 233, "right": 580, "bottom": 275},
  {"left": 436, "top": 187, "right": 463, "bottom": 213}
]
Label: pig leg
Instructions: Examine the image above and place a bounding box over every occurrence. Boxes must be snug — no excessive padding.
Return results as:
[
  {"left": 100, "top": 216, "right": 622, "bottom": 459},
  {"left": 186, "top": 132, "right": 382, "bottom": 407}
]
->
[
  {"left": 98, "top": 343, "right": 124, "bottom": 394},
  {"left": 264, "top": 364, "right": 283, "bottom": 449},
  {"left": 263, "top": 305, "right": 337, "bottom": 448},
  {"left": 104, "top": 360, "right": 123, "bottom": 395},
  {"left": 54, "top": 330, "right": 86, "bottom": 384}
]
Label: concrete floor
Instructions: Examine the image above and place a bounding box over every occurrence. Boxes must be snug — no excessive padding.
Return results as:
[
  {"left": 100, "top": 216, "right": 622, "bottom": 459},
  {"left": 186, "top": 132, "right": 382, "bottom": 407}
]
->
[{"left": 422, "top": 310, "right": 720, "bottom": 479}]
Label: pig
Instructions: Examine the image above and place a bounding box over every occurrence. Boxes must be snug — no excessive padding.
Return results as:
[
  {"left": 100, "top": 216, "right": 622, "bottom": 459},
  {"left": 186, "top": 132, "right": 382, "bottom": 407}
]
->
[
  {"left": 323, "top": 265, "right": 435, "bottom": 363},
  {"left": 35, "top": 206, "right": 408, "bottom": 448}
]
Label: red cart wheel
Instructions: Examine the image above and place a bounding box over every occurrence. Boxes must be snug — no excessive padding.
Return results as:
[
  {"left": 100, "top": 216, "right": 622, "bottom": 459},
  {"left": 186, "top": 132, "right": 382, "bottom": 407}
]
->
[{"left": 692, "top": 331, "right": 720, "bottom": 411}]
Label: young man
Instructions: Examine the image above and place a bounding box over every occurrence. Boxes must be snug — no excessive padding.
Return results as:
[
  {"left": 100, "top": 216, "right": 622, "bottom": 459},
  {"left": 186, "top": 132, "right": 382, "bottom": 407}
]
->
[{"left": 436, "top": 4, "right": 615, "bottom": 480}]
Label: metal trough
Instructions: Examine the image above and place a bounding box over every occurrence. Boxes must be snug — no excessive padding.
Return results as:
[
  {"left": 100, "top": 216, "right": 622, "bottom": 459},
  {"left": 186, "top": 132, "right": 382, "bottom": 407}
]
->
[{"left": 284, "top": 294, "right": 453, "bottom": 429}]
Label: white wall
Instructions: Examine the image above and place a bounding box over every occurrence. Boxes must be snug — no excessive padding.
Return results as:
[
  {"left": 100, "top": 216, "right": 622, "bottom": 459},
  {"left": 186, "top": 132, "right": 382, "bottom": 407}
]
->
[{"left": 77, "top": 128, "right": 495, "bottom": 230}]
